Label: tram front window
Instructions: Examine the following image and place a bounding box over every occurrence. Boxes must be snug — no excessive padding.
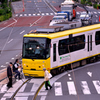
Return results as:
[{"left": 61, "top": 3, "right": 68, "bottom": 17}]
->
[{"left": 23, "top": 37, "right": 50, "bottom": 59}]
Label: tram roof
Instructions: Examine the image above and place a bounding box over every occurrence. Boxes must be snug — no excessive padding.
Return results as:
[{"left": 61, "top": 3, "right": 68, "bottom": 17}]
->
[{"left": 24, "top": 23, "right": 100, "bottom": 39}]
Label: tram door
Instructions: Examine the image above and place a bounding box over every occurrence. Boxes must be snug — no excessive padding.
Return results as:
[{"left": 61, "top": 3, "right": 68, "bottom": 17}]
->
[
  {"left": 87, "top": 33, "right": 93, "bottom": 56},
  {"left": 52, "top": 42, "right": 58, "bottom": 67}
]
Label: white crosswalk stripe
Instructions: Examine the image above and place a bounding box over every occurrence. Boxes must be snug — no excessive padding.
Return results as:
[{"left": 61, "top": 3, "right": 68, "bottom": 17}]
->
[
  {"left": 81, "top": 81, "right": 91, "bottom": 94},
  {"left": 1, "top": 79, "right": 100, "bottom": 100},
  {"left": 93, "top": 80, "right": 100, "bottom": 94},
  {"left": 67, "top": 81, "right": 77, "bottom": 95},
  {"left": 54, "top": 82, "right": 63, "bottom": 96}
]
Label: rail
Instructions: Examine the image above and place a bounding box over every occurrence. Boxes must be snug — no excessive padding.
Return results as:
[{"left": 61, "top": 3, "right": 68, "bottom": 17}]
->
[{"left": 33, "top": 81, "right": 45, "bottom": 100}]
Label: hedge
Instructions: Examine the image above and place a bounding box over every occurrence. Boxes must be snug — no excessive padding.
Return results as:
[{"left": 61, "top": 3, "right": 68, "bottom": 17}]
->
[{"left": 0, "top": 12, "right": 12, "bottom": 22}]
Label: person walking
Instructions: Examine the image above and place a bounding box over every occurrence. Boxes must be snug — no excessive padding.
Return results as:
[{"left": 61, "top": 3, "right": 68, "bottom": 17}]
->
[
  {"left": 7, "top": 62, "right": 13, "bottom": 88},
  {"left": 43, "top": 68, "right": 52, "bottom": 90},
  {"left": 13, "top": 59, "right": 21, "bottom": 80}
]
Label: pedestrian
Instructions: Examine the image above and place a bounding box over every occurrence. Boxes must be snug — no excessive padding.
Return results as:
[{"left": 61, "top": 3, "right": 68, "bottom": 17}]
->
[
  {"left": 43, "top": 68, "right": 52, "bottom": 90},
  {"left": 13, "top": 59, "right": 21, "bottom": 80},
  {"left": 7, "top": 62, "right": 13, "bottom": 88}
]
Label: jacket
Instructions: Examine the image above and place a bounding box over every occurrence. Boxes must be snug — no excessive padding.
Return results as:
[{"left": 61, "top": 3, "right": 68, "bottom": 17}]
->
[
  {"left": 44, "top": 70, "right": 49, "bottom": 81},
  {"left": 7, "top": 66, "right": 12, "bottom": 77}
]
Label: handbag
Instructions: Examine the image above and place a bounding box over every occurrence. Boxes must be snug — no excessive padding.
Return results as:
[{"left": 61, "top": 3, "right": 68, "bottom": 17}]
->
[{"left": 48, "top": 73, "right": 52, "bottom": 79}]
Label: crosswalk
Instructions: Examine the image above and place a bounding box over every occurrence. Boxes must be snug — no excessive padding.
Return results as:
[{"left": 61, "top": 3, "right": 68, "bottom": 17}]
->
[
  {"left": 1, "top": 78, "right": 100, "bottom": 100},
  {"left": 1, "top": 79, "right": 100, "bottom": 100},
  {"left": 54, "top": 80, "right": 100, "bottom": 96},
  {"left": 15, "top": 11, "right": 100, "bottom": 17}
]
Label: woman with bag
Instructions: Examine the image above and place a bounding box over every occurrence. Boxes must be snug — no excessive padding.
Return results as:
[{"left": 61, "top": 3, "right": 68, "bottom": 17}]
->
[{"left": 43, "top": 68, "right": 52, "bottom": 90}]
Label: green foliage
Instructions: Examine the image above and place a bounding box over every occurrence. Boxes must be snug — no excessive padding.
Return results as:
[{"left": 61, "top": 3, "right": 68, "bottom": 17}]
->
[
  {"left": 93, "top": 4, "right": 98, "bottom": 9},
  {"left": 0, "top": 0, "right": 12, "bottom": 22},
  {"left": 0, "top": 12, "right": 12, "bottom": 22},
  {"left": 81, "top": 0, "right": 86, "bottom": 5}
]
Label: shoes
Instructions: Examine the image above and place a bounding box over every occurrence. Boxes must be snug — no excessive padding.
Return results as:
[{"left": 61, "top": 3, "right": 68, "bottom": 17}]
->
[
  {"left": 7, "top": 86, "right": 13, "bottom": 88},
  {"left": 50, "top": 86, "right": 52, "bottom": 89},
  {"left": 19, "top": 78, "right": 22, "bottom": 80}
]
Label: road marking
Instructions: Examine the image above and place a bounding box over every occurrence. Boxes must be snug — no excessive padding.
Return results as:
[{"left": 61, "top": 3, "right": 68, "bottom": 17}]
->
[
  {"left": 1, "top": 65, "right": 6, "bottom": 67},
  {"left": 8, "top": 39, "right": 13, "bottom": 43},
  {"left": 94, "top": 12, "right": 97, "bottom": 14},
  {"left": 0, "top": 84, "right": 7, "bottom": 93},
  {"left": 24, "top": 14, "right": 27, "bottom": 16},
  {"left": 93, "top": 80, "right": 100, "bottom": 94},
  {"left": 46, "top": 13, "right": 49, "bottom": 15},
  {"left": 6, "top": 62, "right": 9, "bottom": 64},
  {"left": 95, "top": 15, "right": 98, "bottom": 17},
  {"left": 40, "top": 96, "right": 46, "bottom": 100},
  {"left": 67, "top": 81, "right": 77, "bottom": 95},
  {"left": 33, "top": 14, "right": 36, "bottom": 16},
  {"left": 19, "top": 83, "right": 27, "bottom": 92},
  {"left": 15, "top": 14, "right": 18, "bottom": 16},
  {"left": 14, "top": 97, "right": 28, "bottom": 100},
  {"left": 11, "top": 58, "right": 14, "bottom": 60},
  {"left": 76, "top": 12, "right": 80, "bottom": 14},
  {"left": 37, "top": 13, "right": 40, "bottom": 16},
  {"left": 28, "top": 14, "right": 31, "bottom": 16},
  {"left": 50, "top": 13, "right": 53, "bottom": 15},
  {"left": 43, "top": 0, "right": 56, "bottom": 13},
  {"left": 42, "top": 13, "right": 45, "bottom": 15},
  {"left": 68, "top": 74, "right": 71, "bottom": 76},
  {"left": 54, "top": 82, "right": 63, "bottom": 96},
  {"left": 20, "top": 30, "right": 25, "bottom": 34},
  {"left": 69, "top": 77, "right": 72, "bottom": 80},
  {"left": 81, "top": 81, "right": 91, "bottom": 94},
  {"left": 87, "top": 72, "right": 92, "bottom": 77},
  {"left": 20, "top": 14, "right": 23, "bottom": 17},
  {"left": 30, "top": 16, "right": 43, "bottom": 27},
  {"left": 0, "top": 18, "right": 17, "bottom": 32}
]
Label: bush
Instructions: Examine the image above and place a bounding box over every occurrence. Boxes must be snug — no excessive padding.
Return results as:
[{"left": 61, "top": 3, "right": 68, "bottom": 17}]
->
[{"left": 0, "top": 12, "right": 12, "bottom": 22}]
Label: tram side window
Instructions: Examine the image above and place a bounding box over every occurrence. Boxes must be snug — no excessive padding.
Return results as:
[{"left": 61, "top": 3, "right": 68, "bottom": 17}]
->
[
  {"left": 58, "top": 35, "right": 85, "bottom": 55},
  {"left": 95, "top": 31, "right": 100, "bottom": 45}
]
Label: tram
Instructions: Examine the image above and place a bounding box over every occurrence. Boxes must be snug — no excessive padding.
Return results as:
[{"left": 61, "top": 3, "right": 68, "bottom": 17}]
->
[{"left": 22, "top": 24, "right": 100, "bottom": 77}]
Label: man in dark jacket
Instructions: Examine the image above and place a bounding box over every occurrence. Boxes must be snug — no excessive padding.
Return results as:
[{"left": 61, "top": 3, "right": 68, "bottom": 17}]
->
[{"left": 7, "top": 62, "right": 13, "bottom": 88}]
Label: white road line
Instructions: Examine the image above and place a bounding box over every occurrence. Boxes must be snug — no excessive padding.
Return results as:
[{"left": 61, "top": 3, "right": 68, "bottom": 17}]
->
[
  {"left": 50, "top": 13, "right": 53, "bottom": 15},
  {"left": 54, "top": 82, "right": 63, "bottom": 96},
  {"left": 95, "top": 15, "right": 98, "bottom": 17},
  {"left": 43, "top": 0, "right": 56, "bottom": 13},
  {"left": 93, "top": 80, "right": 100, "bottom": 94},
  {"left": 20, "top": 30, "right": 25, "bottom": 34},
  {"left": 0, "top": 18, "right": 17, "bottom": 32},
  {"left": 24, "top": 14, "right": 27, "bottom": 16},
  {"left": 69, "top": 77, "right": 72, "bottom": 80},
  {"left": 76, "top": 12, "right": 80, "bottom": 14},
  {"left": 0, "top": 84, "right": 7, "bottom": 93},
  {"left": 15, "top": 14, "right": 18, "bottom": 16},
  {"left": 37, "top": 13, "right": 40, "bottom": 16},
  {"left": 42, "top": 13, "right": 45, "bottom": 15},
  {"left": 19, "top": 83, "right": 27, "bottom": 92},
  {"left": 14, "top": 97, "right": 28, "bottom": 100},
  {"left": 20, "top": 14, "right": 23, "bottom": 17},
  {"left": 28, "top": 14, "right": 31, "bottom": 16},
  {"left": 8, "top": 39, "right": 13, "bottom": 43},
  {"left": 40, "top": 96, "right": 46, "bottom": 100},
  {"left": 81, "top": 81, "right": 91, "bottom": 94},
  {"left": 33, "top": 14, "right": 36, "bottom": 16},
  {"left": 30, "top": 16, "right": 43, "bottom": 27},
  {"left": 46, "top": 13, "right": 49, "bottom": 15},
  {"left": 67, "top": 81, "right": 77, "bottom": 95},
  {"left": 1, "top": 65, "right": 6, "bottom": 67},
  {"left": 94, "top": 12, "right": 97, "bottom": 14}
]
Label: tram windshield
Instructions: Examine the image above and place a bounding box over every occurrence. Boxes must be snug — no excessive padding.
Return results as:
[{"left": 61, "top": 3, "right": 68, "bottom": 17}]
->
[{"left": 23, "top": 37, "right": 51, "bottom": 59}]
